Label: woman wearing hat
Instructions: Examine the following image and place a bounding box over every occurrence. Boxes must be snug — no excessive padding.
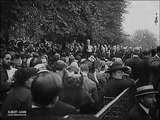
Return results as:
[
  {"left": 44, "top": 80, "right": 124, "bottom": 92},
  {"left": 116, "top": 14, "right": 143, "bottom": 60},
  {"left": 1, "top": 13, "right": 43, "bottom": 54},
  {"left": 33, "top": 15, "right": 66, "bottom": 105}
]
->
[
  {"left": 102, "top": 62, "right": 135, "bottom": 98},
  {"left": 126, "top": 85, "right": 158, "bottom": 120}
]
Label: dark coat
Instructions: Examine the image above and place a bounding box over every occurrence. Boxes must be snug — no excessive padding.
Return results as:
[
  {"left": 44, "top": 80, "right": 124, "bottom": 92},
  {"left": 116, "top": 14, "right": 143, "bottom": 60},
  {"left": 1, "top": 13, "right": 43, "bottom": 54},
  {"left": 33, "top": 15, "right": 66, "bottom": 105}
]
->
[
  {"left": 103, "top": 76, "right": 135, "bottom": 97},
  {"left": 126, "top": 103, "right": 153, "bottom": 120},
  {"left": 124, "top": 56, "right": 142, "bottom": 80},
  {"left": 82, "top": 75, "right": 99, "bottom": 103},
  {"left": 148, "top": 54, "right": 160, "bottom": 90},
  {"left": 148, "top": 54, "right": 160, "bottom": 110},
  {"left": 50, "top": 100, "right": 78, "bottom": 116},
  {"left": 0, "top": 64, "right": 10, "bottom": 102},
  {"left": 1, "top": 86, "right": 32, "bottom": 120},
  {"left": 137, "top": 57, "right": 150, "bottom": 86},
  {"left": 59, "top": 87, "right": 89, "bottom": 109}
]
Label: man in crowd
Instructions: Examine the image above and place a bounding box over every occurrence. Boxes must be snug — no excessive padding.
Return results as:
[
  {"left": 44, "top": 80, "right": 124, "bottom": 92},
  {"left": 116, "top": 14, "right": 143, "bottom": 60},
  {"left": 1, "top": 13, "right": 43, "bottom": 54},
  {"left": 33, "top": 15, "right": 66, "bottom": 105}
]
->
[
  {"left": 137, "top": 49, "right": 151, "bottom": 86},
  {"left": 0, "top": 51, "right": 14, "bottom": 102},
  {"left": 80, "top": 63, "right": 101, "bottom": 113},
  {"left": 148, "top": 46, "right": 160, "bottom": 91},
  {"left": 23, "top": 72, "right": 65, "bottom": 120},
  {"left": 148, "top": 46, "right": 160, "bottom": 119},
  {"left": 103, "top": 62, "right": 135, "bottom": 98},
  {"left": 124, "top": 47, "right": 142, "bottom": 81},
  {"left": 126, "top": 85, "right": 158, "bottom": 120},
  {"left": 85, "top": 39, "right": 93, "bottom": 58}
]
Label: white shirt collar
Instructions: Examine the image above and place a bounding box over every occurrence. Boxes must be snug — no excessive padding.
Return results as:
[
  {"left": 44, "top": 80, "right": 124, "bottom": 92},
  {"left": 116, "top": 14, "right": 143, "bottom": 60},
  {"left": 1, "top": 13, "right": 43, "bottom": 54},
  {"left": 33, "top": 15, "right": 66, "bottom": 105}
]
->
[
  {"left": 132, "top": 55, "right": 139, "bottom": 58},
  {"left": 32, "top": 104, "right": 41, "bottom": 108},
  {"left": 139, "top": 103, "right": 149, "bottom": 114}
]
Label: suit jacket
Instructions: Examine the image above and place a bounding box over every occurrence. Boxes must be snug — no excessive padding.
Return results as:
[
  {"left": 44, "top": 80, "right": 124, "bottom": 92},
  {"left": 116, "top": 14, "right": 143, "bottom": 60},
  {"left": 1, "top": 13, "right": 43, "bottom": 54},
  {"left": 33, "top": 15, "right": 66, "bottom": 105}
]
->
[
  {"left": 126, "top": 103, "right": 153, "bottom": 120},
  {"left": 137, "top": 57, "right": 150, "bottom": 86},
  {"left": 82, "top": 75, "right": 102, "bottom": 113},
  {"left": 124, "top": 56, "right": 142, "bottom": 80},
  {"left": 148, "top": 54, "right": 160, "bottom": 111},
  {"left": 103, "top": 76, "right": 134, "bottom": 97},
  {"left": 82, "top": 75, "right": 97, "bottom": 96},
  {"left": 148, "top": 54, "right": 160, "bottom": 90}
]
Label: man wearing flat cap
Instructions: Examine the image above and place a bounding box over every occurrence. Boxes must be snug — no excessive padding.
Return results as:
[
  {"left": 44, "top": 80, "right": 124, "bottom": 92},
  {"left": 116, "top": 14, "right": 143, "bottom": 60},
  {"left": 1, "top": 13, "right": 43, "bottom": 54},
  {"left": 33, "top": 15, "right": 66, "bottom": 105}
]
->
[
  {"left": 126, "top": 85, "right": 158, "bottom": 120},
  {"left": 103, "top": 62, "right": 135, "bottom": 98}
]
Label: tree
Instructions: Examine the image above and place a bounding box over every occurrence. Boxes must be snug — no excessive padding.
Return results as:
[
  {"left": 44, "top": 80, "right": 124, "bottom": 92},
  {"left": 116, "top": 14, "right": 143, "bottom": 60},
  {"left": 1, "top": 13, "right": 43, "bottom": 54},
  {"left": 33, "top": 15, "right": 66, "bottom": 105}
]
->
[
  {"left": 120, "top": 34, "right": 134, "bottom": 47},
  {"left": 131, "top": 29, "right": 157, "bottom": 49},
  {"left": 1, "top": 0, "right": 129, "bottom": 46}
]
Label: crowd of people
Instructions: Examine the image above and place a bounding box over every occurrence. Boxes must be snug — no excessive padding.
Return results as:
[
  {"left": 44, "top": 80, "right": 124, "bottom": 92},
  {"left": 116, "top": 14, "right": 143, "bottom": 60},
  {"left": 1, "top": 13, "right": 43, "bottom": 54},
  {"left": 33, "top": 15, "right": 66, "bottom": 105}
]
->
[{"left": 0, "top": 39, "right": 160, "bottom": 120}]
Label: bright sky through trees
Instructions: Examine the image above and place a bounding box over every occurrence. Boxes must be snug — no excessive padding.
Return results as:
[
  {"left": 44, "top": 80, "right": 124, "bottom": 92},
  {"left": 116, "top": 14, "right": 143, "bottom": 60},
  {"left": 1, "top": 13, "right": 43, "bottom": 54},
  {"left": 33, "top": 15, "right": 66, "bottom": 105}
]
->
[{"left": 123, "top": 1, "right": 159, "bottom": 38}]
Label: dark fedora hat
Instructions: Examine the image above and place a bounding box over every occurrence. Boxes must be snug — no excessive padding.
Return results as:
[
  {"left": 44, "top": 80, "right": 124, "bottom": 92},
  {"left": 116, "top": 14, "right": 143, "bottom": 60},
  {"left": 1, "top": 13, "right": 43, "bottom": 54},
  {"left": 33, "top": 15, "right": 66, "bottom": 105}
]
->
[
  {"left": 106, "top": 62, "right": 129, "bottom": 73},
  {"left": 135, "top": 85, "right": 158, "bottom": 97}
]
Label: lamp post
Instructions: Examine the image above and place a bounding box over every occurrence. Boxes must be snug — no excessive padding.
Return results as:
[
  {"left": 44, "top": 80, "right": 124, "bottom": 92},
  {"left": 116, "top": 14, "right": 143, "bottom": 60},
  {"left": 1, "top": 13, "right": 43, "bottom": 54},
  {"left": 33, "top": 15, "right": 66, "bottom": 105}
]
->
[
  {"left": 155, "top": 13, "right": 159, "bottom": 46},
  {"left": 155, "top": 13, "right": 158, "bottom": 25}
]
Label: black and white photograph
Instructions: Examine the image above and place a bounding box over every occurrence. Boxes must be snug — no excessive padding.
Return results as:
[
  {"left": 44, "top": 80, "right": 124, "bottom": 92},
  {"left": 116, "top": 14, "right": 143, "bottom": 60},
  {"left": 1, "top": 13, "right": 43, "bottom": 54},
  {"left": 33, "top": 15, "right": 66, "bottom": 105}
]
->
[{"left": 0, "top": 0, "right": 160, "bottom": 120}]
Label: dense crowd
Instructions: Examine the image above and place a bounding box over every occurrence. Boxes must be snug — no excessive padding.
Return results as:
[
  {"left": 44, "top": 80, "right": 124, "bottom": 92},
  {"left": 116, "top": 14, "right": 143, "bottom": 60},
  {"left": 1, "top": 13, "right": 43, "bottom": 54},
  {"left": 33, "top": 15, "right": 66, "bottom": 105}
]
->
[{"left": 0, "top": 39, "right": 160, "bottom": 120}]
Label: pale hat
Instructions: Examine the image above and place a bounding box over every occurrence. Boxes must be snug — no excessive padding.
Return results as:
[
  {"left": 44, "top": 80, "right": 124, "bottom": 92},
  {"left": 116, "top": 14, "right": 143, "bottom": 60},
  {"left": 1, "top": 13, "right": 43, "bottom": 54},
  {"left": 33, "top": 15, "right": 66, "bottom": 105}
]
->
[{"left": 135, "top": 85, "right": 158, "bottom": 97}]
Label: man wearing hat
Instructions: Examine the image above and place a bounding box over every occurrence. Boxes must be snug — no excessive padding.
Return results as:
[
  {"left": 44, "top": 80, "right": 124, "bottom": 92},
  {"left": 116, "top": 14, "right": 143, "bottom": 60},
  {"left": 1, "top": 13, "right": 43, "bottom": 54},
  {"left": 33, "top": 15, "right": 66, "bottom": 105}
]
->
[
  {"left": 103, "top": 62, "right": 135, "bottom": 98},
  {"left": 126, "top": 85, "right": 158, "bottom": 120},
  {"left": 148, "top": 46, "right": 160, "bottom": 119}
]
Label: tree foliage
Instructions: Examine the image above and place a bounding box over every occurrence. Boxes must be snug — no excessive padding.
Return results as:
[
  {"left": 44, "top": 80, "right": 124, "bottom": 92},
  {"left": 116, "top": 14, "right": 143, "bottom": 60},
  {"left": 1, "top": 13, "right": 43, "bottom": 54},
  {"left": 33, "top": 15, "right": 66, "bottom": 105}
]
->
[
  {"left": 131, "top": 29, "right": 157, "bottom": 49},
  {"left": 1, "top": 0, "right": 129, "bottom": 45}
]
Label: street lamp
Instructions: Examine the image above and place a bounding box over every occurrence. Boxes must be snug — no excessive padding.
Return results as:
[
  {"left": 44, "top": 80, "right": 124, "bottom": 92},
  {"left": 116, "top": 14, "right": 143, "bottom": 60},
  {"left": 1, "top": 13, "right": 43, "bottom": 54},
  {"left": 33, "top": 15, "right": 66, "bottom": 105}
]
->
[
  {"left": 155, "top": 13, "right": 158, "bottom": 25},
  {"left": 154, "top": 13, "right": 159, "bottom": 46}
]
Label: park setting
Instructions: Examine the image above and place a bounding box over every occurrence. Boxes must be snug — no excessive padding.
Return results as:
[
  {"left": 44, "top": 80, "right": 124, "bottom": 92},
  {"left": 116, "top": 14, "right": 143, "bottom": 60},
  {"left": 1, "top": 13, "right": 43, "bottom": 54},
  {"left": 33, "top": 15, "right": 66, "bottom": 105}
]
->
[{"left": 0, "top": 0, "right": 160, "bottom": 120}]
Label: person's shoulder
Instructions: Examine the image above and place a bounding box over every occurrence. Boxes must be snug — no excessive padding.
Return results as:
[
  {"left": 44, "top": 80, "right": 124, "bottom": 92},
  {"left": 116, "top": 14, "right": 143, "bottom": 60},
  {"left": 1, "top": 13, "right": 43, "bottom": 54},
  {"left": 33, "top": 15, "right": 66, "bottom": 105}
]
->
[
  {"left": 126, "top": 104, "right": 141, "bottom": 118},
  {"left": 55, "top": 100, "right": 77, "bottom": 110},
  {"left": 124, "top": 58, "right": 132, "bottom": 63},
  {"left": 85, "top": 77, "right": 97, "bottom": 87}
]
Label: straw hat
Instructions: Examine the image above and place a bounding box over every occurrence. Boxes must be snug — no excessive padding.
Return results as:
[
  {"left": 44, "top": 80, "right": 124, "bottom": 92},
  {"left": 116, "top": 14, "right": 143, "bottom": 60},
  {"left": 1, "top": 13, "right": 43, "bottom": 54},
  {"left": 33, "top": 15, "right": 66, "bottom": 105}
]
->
[{"left": 135, "top": 85, "right": 158, "bottom": 97}]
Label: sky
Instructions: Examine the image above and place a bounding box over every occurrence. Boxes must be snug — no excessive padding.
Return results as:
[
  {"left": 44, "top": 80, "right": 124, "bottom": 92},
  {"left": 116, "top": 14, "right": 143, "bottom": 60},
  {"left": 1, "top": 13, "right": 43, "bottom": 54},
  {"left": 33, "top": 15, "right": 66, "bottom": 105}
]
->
[{"left": 122, "top": 0, "right": 159, "bottom": 42}]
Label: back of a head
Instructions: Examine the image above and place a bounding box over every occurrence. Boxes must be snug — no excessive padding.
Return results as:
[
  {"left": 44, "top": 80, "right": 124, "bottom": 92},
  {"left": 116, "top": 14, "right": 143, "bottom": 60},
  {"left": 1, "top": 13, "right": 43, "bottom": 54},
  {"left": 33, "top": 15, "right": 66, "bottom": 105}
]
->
[
  {"left": 53, "top": 53, "right": 60, "bottom": 61},
  {"left": 80, "top": 63, "right": 89, "bottom": 72},
  {"left": 63, "top": 75, "right": 83, "bottom": 89},
  {"left": 14, "top": 67, "right": 38, "bottom": 86},
  {"left": 133, "top": 47, "right": 140, "bottom": 55},
  {"left": 54, "top": 60, "right": 67, "bottom": 71},
  {"left": 31, "top": 72, "right": 62, "bottom": 106},
  {"left": 94, "top": 59, "right": 103, "bottom": 70},
  {"left": 30, "top": 58, "right": 42, "bottom": 67},
  {"left": 113, "top": 57, "right": 123, "bottom": 65},
  {"left": 142, "top": 49, "right": 150, "bottom": 56}
]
